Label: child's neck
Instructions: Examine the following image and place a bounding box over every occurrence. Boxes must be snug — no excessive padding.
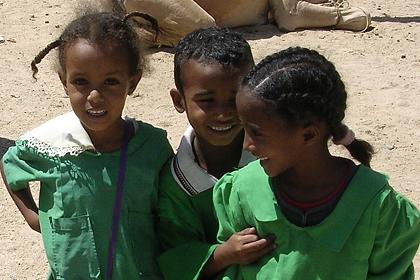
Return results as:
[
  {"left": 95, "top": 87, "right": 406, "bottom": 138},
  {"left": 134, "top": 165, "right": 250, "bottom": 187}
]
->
[
  {"left": 193, "top": 132, "right": 244, "bottom": 179},
  {"left": 86, "top": 119, "right": 131, "bottom": 153},
  {"left": 274, "top": 153, "right": 354, "bottom": 203}
]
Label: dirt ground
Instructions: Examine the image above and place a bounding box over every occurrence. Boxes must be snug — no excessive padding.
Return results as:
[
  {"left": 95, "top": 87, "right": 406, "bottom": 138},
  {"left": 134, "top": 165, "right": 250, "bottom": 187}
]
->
[{"left": 0, "top": 0, "right": 419, "bottom": 279}]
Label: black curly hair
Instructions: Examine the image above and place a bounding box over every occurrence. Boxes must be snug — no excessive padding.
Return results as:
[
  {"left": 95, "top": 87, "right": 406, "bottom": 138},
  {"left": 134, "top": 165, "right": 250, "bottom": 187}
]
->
[
  {"left": 31, "top": 11, "right": 158, "bottom": 79},
  {"left": 174, "top": 27, "right": 254, "bottom": 94},
  {"left": 242, "top": 47, "right": 374, "bottom": 166}
]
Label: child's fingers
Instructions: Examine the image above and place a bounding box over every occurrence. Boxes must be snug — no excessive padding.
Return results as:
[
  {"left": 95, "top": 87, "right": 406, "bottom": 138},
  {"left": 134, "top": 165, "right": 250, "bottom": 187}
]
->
[
  {"left": 238, "top": 233, "right": 259, "bottom": 244},
  {"left": 237, "top": 227, "right": 256, "bottom": 235},
  {"left": 242, "top": 236, "right": 276, "bottom": 253}
]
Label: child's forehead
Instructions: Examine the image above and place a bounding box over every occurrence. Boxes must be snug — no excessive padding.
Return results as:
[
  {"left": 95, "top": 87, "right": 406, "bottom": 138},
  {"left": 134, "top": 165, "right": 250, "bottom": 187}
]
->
[{"left": 182, "top": 58, "right": 250, "bottom": 75}]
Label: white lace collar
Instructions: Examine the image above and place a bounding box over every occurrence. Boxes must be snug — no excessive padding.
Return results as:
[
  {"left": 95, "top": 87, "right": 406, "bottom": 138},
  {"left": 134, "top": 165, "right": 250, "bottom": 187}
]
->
[
  {"left": 170, "top": 126, "right": 255, "bottom": 196},
  {"left": 19, "top": 112, "right": 138, "bottom": 157}
]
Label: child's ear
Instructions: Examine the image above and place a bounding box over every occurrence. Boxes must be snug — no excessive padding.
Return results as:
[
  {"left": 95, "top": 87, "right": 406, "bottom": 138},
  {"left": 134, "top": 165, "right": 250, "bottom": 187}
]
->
[
  {"left": 170, "top": 88, "right": 185, "bottom": 113},
  {"left": 58, "top": 71, "right": 68, "bottom": 95},
  {"left": 128, "top": 70, "right": 142, "bottom": 94},
  {"left": 302, "top": 124, "right": 321, "bottom": 146}
]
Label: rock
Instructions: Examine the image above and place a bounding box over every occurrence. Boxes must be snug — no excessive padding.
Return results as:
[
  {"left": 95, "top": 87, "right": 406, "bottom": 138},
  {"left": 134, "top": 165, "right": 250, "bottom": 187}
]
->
[
  {"left": 0, "top": 36, "right": 5, "bottom": 43},
  {"left": 385, "top": 144, "right": 395, "bottom": 150}
]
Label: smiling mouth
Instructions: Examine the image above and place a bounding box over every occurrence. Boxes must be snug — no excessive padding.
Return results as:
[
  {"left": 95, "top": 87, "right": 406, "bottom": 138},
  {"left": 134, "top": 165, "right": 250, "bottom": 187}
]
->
[
  {"left": 209, "top": 125, "right": 234, "bottom": 132},
  {"left": 253, "top": 153, "right": 268, "bottom": 161},
  {"left": 87, "top": 109, "right": 107, "bottom": 117}
]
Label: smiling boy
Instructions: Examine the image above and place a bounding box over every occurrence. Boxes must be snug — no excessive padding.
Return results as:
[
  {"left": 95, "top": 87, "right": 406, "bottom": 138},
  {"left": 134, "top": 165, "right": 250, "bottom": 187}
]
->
[{"left": 157, "top": 27, "right": 276, "bottom": 279}]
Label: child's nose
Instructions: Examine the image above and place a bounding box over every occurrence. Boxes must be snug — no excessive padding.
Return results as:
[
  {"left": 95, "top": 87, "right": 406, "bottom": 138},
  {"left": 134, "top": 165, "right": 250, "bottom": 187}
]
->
[
  {"left": 214, "top": 104, "right": 235, "bottom": 121},
  {"left": 243, "top": 133, "right": 256, "bottom": 152},
  {"left": 87, "top": 89, "right": 104, "bottom": 103}
]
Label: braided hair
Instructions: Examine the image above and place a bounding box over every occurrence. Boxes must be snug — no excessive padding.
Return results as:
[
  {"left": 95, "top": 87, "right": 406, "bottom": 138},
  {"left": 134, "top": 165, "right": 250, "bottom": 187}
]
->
[
  {"left": 242, "top": 47, "right": 374, "bottom": 166},
  {"left": 174, "top": 27, "right": 254, "bottom": 94},
  {"left": 31, "top": 11, "right": 158, "bottom": 79}
]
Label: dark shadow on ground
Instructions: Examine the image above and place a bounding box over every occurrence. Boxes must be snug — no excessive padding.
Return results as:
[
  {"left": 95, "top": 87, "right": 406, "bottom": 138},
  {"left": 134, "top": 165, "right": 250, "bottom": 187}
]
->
[
  {"left": 147, "top": 23, "right": 282, "bottom": 54},
  {"left": 0, "top": 137, "right": 15, "bottom": 158},
  {"left": 231, "top": 24, "right": 283, "bottom": 41},
  {"left": 372, "top": 16, "right": 420, "bottom": 23}
]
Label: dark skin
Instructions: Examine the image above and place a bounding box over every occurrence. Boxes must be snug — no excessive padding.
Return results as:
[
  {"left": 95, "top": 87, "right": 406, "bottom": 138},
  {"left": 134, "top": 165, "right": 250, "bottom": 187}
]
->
[
  {"left": 238, "top": 89, "right": 353, "bottom": 203},
  {"left": 193, "top": 130, "right": 244, "bottom": 179},
  {"left": 273, "top": 150, "right": 353, "bottom": 203},
  {"left": 3, "top": 41, "right": 140, "bottom": 234},
  {"left": 170, "top": 61, "right": 276, "bottom": 278},
  {"left": 1, "top": 163, "right": 40, "bottom": 232}
]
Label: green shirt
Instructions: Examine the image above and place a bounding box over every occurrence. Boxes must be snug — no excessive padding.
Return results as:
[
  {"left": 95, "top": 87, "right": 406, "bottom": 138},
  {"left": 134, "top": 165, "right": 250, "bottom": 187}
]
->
[
  {"left": 213, "top": 161, "right": 420, "bottom": 280},
  {"left": 157, "top": 162, "right": 219, "bottom": 280},
  {"left": 3, "top": 121, "right": 173, "bottom": 280},
  {"left": 157, "top": 127, "right": 255, "bottom": 280}
]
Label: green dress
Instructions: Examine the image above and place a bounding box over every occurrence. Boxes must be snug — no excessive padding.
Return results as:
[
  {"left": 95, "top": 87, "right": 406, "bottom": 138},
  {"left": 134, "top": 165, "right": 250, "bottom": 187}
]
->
[
  {"left": 213, "top": 161, "right": 420, "bottom": 280},
  {"left": 2, "top": 112, "right": 173, "bottom": 280},
  {"left": 157, "top": 126, "right": 255, "bottom": 280}
]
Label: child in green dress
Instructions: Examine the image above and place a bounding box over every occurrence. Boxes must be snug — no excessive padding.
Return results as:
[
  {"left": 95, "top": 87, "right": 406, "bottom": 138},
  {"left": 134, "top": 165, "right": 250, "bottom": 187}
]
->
[
  {"left": 157, "top": 27, "right": 276, "bottom": 280},
  {"left": 214, "top": 47, "right": 420, "bottom": 279},
  {"left": 1, "top": 11, "right": 172, "bottom": 279}
]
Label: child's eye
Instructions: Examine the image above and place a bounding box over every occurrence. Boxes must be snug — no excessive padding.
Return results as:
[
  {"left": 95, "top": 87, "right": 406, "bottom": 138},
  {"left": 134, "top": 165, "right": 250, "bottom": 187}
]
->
[
  {"left": 249, "top": 127, "right": 262, "bottom": 137},
  {"left": 72, "top": 78, "right": 88, "bottom": 86},
  {"left": 197, "top": 98, "right": 214, "bottom": 104},
  {"left": 104, "top": 78, "right": 120, "bottom": 86}
]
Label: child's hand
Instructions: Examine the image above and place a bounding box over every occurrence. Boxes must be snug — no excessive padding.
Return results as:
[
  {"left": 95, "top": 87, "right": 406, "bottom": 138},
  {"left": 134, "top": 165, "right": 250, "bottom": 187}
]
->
[
  {"left": 218, "top": 227, "right": 276, "bottom": 265},
  {"left": 201, "top": 227, "right": 276, "bottom": 278}
]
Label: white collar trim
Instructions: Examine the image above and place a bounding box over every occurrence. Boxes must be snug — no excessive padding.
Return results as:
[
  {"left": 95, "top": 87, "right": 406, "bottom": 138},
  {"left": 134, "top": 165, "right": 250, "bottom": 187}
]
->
[
  {"left": 171, "top": 126, "right": 255, "bottom": 196},
  {"left": 19, "top": 112, "right": 138, "bottom": 157}
]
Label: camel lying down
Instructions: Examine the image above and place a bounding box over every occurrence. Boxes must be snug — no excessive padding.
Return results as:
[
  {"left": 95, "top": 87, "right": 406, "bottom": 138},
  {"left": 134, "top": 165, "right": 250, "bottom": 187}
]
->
[{"left": 101, "top": 0, "right": 370, "bottom": 47}]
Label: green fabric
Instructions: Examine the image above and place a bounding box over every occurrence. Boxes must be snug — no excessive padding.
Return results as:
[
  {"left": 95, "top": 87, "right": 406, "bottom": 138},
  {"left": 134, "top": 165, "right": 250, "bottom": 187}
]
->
[
  {"left": 2, "top": 122, "right": 173, "bottom": 280},
  {"left": 157, "top": 162, "right": 219, "bottom": 280},
  {"left": 214, "top": 161, "right": 420, "bottom": 280}
]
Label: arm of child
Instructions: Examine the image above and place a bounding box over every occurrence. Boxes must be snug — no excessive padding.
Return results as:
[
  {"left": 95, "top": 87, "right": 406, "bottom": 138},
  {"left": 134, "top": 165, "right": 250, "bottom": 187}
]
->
[
  {"left": 201, "top": 227, "right": 276, "bottom": 278},
  {"left": 1, "top": 163, "right": 40, "bottom": 232},
  {"left": 211, "top": 172, "right": 276, "bottom": 279},
  {"left": 367, "top": 188, "right": 420, "bottom": 279},
  {"left": 157, "top": 162, "right": 220, "bottom": 280}
]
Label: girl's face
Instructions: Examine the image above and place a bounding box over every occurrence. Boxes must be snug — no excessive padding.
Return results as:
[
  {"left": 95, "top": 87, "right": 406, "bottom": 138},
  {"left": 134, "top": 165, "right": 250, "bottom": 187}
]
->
[
  {"left": 236, "top": 88, "right": 306, "bottom": 177},
  {"left": 59, "top": 39, "right": 141, "bottom": 140}
]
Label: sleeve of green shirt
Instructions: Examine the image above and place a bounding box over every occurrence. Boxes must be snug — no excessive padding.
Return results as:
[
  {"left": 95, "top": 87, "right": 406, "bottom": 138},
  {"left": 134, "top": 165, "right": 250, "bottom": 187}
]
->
[
  {"left": 157, "top": 162, "right": 218, "bottom": 280},
  {"left": 2, "top": 142, "right": 58, "bottom": 190},
  {"left": 212, "top": 173, "right": 247, "bottom": 280},
  {"left": 368, "top": 188, "right": 420, "bottom": 280}
]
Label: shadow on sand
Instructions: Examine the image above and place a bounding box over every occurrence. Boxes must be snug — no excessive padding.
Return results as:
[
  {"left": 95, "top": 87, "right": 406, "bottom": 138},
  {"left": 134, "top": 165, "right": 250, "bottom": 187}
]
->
[
  {"left": 372, "top": 16, "right": 420, "bottom": 23},
  {"left": 148, "top": 24, "right": 283, "bottom": 54}
]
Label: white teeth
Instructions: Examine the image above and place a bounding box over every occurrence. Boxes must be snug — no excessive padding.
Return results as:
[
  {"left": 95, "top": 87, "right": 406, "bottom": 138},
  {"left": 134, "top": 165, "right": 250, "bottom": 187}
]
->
[
  {"left": 259, "top": 157, "right": 269, "bottom": 160},
  {"left": 87, "top": 109, "right": 106, "bottom": 116},
  {"left": 210, "top": 125, "right": 232, "bottom": 131}
]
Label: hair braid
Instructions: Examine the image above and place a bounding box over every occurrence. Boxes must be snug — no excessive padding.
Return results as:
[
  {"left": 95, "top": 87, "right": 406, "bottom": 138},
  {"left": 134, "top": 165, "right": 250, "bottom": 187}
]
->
[
  {"left": 242, "top": 47, "right": 374, "bottom": 166},
  {"left": 31, "top": 39, "right": 61, "bottom": 80},
  {"left": 32, "top": 11, "right": 151, "bottom": 80}
]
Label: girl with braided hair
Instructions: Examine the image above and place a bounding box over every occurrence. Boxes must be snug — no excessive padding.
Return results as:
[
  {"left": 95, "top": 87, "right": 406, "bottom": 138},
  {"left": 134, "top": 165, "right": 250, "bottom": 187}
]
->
[
  {"left": 213, "top": 47, "right": 420, "bottom": 279},
  {"left": 1, "top": 11, "right": 172, "bottom": 279}
]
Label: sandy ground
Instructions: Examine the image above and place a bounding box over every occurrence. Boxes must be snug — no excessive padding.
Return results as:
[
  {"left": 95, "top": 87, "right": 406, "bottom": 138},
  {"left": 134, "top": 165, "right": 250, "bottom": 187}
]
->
[{"left": 0, "top": 0, "right": 419, "bottom": 279}]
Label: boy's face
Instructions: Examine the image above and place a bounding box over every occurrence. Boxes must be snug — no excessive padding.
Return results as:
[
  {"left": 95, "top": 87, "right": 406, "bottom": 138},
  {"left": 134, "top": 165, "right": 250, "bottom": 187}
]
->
[{"left": 171, "top": 59, "right": 250, "bottom": 147}]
